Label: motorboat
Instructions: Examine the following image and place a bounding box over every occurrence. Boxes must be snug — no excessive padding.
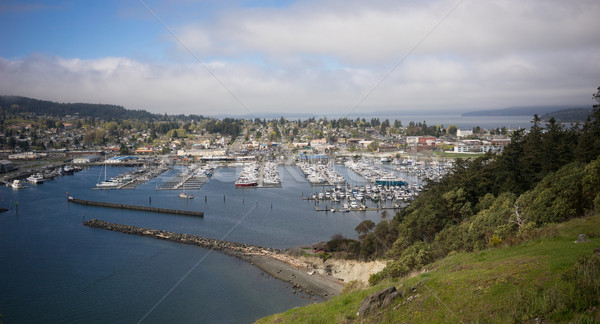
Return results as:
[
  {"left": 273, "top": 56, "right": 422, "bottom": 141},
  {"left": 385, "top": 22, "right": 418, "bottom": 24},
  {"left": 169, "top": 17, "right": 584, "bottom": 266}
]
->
[
  {"left": 11, "top": 180, "right": 25, "bottom": 189},
  {"left": 26, "top": 173, "right": 44, "bottom": 184},
  {"left": 179, "top": 192, "right": 194, "bottom": 199}
]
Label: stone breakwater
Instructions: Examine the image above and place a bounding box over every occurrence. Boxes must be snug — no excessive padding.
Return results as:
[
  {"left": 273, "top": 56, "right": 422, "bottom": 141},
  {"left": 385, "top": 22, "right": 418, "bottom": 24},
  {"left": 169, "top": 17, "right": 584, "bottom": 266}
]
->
[
  {"left": 82, "top": 219, "right": 279, "bottom": 256},
  {"left": 83, "top": 219, "right": 343, "bottom": 299}
]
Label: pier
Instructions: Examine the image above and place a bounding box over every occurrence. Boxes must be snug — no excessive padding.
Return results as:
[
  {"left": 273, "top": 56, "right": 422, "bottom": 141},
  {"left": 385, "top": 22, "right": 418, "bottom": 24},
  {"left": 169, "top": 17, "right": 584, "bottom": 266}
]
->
[{"left": 68, "top": 196, "right": 203, "bottom": 217}]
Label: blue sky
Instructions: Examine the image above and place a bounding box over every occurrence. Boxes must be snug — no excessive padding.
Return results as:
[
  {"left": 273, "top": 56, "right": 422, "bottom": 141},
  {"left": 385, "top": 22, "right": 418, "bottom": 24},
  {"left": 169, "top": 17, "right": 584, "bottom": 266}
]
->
[{"left": 1, "top": 0, "right": 599, "bottom": 116}]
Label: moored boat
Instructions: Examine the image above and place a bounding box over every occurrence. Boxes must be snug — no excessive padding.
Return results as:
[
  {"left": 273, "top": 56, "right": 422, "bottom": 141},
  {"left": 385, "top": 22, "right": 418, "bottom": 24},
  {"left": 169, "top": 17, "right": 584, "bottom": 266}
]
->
[
  {"left": 27, "top": 173, "right": 45, "bottom": 184},
  {"left": 179, "top": 192, "right": 194, "bottom": 199},
  {"left": 11, "top": 180, "right": 25, "bottom": 189},
  {"left": 235, "top": 178, "right": 258, "bottom": 187}
]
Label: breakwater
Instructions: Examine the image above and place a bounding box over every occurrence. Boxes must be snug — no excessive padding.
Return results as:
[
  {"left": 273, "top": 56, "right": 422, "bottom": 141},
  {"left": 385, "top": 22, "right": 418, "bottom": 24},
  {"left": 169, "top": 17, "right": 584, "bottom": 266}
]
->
[
  {"left": 82, "top": 219, "right": 279, "bottom": 256},
  {"left": 68, "top": 196, "right": 204, "bottom": 217}
]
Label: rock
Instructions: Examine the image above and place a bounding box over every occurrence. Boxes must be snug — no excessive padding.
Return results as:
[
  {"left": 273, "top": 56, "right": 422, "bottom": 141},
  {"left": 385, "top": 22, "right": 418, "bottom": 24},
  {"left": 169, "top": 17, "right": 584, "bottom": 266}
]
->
[
  {"left": 403, "top": 294, "right": 420, "bottom": 305},
  {"left": 382, "top": 290, "right": 404, "bottom": 308},
  {"left": 358, "top": 286, "right": 397, "bottom": 317},
  {"left": 575, "top": 234, "right": 590, "bottom": 243}
]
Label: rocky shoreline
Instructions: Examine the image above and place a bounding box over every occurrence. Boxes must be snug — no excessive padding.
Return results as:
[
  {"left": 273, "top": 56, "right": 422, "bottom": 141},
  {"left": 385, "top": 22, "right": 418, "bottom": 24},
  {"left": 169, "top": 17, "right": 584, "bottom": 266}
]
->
[{"left": 83, "top": 219, "right": 343, "bottom": 299}]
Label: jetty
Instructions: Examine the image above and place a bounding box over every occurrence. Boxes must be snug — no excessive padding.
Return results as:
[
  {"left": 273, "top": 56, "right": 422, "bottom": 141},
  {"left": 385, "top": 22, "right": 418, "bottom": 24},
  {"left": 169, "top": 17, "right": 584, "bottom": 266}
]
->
[
  {"left": 68, "top": 196, "right": 203, "bottom": 217},
  {"left": 83, "top": 219, "right": 277, "bottom": 255},
  {"left": 82, "top": 219, "right": 342, "bottom": 299}
]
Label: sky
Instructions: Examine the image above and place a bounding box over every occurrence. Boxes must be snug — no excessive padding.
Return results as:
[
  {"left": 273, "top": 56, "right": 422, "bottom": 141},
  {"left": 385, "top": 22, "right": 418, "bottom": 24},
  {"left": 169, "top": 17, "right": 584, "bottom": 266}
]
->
[{"left": 0, "top": 0, "right": 599, "bottom": 117}]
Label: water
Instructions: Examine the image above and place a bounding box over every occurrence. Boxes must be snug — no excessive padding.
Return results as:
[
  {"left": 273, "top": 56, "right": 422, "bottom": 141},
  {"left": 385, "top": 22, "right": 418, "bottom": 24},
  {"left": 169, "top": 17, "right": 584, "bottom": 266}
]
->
[
  {"left": 0, "top": 165, "right": 385, "bottom": 323},
  {"left": 353, "top": 114, "right": 534, "bottom": 129}
]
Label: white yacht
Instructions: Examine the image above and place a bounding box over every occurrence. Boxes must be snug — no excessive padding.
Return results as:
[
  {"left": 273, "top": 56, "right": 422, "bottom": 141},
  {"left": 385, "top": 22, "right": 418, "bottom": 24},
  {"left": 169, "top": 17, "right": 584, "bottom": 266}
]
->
[
  {"left": 11, "top": 180, "right": 25, "bottom": 189},
  {"left": 27, "top": 173, "right": 44, "bottom": 184}
]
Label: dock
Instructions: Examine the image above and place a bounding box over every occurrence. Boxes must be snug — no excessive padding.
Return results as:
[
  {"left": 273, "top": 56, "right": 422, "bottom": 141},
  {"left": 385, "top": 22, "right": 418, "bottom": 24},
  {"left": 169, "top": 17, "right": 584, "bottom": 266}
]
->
[
  {"left": 68, "top": 196, "right": 203, "bottom": 217},
  {"left": 313, "top": 205, "right": 401, "bottom": 212}
]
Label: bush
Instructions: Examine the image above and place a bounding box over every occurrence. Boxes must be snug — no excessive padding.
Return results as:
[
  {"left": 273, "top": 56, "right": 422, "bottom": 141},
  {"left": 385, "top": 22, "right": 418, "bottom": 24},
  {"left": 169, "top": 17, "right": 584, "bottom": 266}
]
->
[
  {"left": 368, "top": 260, "right": 409, "bottom": 285},
  {"left": 488, "top": 234, "right": 502, "bottom": 247}
]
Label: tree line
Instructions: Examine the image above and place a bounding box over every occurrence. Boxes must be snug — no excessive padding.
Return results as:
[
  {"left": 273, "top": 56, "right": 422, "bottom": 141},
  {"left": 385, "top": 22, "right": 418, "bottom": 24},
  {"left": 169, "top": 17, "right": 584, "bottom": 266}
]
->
[{"left": 323, "top": 87, "right": 600, "bottom": 285}]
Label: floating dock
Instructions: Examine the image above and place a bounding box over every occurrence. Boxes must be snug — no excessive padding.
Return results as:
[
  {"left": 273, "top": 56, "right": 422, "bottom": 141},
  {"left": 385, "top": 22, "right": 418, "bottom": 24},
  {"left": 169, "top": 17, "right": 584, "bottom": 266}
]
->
[{"left": 68, "top": 196, "right": 203, "bottom": 217}]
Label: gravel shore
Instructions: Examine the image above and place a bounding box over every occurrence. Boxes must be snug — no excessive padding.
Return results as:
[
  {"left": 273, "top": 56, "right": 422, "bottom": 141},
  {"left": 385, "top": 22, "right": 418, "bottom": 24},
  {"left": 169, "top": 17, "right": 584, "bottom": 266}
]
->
[
  {"left": 241, "top": 254, "right": 343, "bottom": 299},
  {"left": 83, "top": 219, "right": 343, "bottom": 299}
]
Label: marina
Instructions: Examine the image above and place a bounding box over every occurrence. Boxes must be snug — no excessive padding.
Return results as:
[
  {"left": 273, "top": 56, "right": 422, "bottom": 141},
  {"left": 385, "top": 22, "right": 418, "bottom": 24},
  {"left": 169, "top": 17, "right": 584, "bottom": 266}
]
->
[
  {"left": 235, "top": 162, "right": 282, "bottom": 188},
  {"left": 0, "top": 156, "right": 454, "bottom": 323},
  {"left": 156, "top": 164, "right": 214, "bottom": 190},
  {"left": 95, "top": 162, "right": 170, "bottom": 190},
  {"left": 297, "top": 161, "right": 346, "bottom": 186}
]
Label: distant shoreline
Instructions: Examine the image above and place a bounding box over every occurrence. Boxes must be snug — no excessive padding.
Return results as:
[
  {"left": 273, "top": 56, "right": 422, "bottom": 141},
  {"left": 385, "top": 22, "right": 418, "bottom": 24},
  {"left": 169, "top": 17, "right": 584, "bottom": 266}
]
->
[{"left": 83, "top": 219, "right": 343, "bottom": 299}]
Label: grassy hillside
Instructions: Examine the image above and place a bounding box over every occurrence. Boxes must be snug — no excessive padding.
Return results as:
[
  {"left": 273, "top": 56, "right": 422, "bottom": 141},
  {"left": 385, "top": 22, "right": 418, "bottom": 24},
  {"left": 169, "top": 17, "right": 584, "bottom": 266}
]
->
[{"left": 258, "top": 214, "right": 600, "bottom": 323}]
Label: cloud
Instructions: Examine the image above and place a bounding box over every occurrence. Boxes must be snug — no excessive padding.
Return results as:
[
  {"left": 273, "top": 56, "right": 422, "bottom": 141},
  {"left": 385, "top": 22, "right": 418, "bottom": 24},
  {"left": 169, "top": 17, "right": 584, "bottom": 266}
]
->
[
  {"left": 0, "top": 0, "right": 598, "bottom": 116},
  {"left": 1, "top": 51, "right": 595, "bottom": 116},
  {"left": 173, "top": 0, "right": 600, "bottom": 65}
]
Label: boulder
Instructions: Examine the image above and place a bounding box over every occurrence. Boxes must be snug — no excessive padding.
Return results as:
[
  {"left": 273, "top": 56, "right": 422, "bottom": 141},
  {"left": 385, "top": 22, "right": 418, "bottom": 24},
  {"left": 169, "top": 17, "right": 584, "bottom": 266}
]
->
[
  {"left": 358, "top": 286, "right": 398, "bottom": 317},
  {"left": 382, "top": 289, "right": 404, "bottom": 308},
  {"left": 575, "top": 234, "right": 590, "bottom": 243}
]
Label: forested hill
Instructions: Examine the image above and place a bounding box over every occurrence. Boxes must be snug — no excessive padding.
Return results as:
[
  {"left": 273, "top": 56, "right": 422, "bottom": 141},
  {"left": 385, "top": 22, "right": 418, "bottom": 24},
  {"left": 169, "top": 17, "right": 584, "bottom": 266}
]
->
[
  {"left": 542, "top": 107, "right": 593, "bottom": 122},
  {"left": 0, "top": 96, "right": 157, "bottom": 121},
  {"left": 318, "top": 87, "right": 600, "bottom": 291}
]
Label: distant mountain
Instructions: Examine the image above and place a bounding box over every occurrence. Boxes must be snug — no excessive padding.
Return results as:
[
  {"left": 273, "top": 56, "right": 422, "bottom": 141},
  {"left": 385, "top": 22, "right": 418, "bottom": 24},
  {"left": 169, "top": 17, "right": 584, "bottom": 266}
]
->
[
  {"left": 541, "top": 108, "right": 593, "bottom": 123},
  {"left": 0, "top": 95, "right": 156, "bottom": 121},
  {"left": 461, "top": 105, "right": 584, "bottom": 117}
]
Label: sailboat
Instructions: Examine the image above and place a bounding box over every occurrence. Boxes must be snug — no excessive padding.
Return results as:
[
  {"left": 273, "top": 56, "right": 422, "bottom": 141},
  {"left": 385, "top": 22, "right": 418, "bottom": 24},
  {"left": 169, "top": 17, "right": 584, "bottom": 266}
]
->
[{"left": 96, "top": 158, "right": 120, "bottom": 188}]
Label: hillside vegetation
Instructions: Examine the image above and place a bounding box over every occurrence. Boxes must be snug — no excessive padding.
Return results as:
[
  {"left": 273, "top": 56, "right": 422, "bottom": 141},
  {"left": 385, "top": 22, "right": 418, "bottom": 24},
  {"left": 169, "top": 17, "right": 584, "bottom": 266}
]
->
[
  {"left": 258, "top": 87, "right": 600, "bottom": 322},
  {"left": 258, "top": 214, "right": 600, "bottom": 323}
]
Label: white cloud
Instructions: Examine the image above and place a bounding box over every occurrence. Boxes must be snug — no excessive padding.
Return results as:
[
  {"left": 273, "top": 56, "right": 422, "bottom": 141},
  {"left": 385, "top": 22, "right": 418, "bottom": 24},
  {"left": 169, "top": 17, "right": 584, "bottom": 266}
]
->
[
  {"left": 1, "top": 0, "right": 598, "bottom": 116},
  {"left": 173, "top": 0, "right": 600, "bottom": 64}
]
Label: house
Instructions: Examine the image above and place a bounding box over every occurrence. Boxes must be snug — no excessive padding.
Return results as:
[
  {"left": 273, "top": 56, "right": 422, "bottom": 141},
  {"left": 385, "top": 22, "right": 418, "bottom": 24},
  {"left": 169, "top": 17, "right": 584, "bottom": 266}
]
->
[{"left": 310, "top": 138, "right": 327, "bottom": 146}]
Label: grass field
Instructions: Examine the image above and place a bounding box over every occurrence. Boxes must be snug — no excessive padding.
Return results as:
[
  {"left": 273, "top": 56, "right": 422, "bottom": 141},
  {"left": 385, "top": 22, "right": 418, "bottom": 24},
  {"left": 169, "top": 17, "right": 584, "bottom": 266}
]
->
[{"left": 257, "top": 214, "right": 600, "bottom": 323}]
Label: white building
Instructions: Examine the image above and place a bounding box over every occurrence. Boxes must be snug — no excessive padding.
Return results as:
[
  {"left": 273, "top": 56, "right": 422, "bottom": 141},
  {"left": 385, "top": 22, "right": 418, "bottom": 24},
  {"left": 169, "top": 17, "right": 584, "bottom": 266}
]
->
[{"left": 457, "top": 129, "right": 473, "bottom": 138}]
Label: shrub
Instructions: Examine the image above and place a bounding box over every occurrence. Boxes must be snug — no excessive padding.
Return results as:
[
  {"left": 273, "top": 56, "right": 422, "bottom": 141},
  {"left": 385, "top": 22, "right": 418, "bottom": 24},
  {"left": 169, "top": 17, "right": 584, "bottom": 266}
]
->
[
  {"left": 488, "top": 234, "right": 502, "bottom": 247},
  {"left": 369, "top": 260, "right": 409, "bottom": 285}
]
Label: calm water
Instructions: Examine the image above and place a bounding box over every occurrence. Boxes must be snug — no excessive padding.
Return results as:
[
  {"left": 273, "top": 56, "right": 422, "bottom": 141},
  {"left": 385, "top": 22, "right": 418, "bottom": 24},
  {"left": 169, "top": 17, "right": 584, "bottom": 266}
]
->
[
  {"left": 0, "top": 165, "right": 384, "bottom": 323},
  {"left": 361, "top": 114, "right": 534, "bottom": 129}
]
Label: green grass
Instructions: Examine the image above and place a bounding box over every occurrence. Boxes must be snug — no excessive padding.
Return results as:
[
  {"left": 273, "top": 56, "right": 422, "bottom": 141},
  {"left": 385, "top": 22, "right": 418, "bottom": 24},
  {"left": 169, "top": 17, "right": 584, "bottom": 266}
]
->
[{"left": 257, "top": 215, "right": 600, "bottom": 323}]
